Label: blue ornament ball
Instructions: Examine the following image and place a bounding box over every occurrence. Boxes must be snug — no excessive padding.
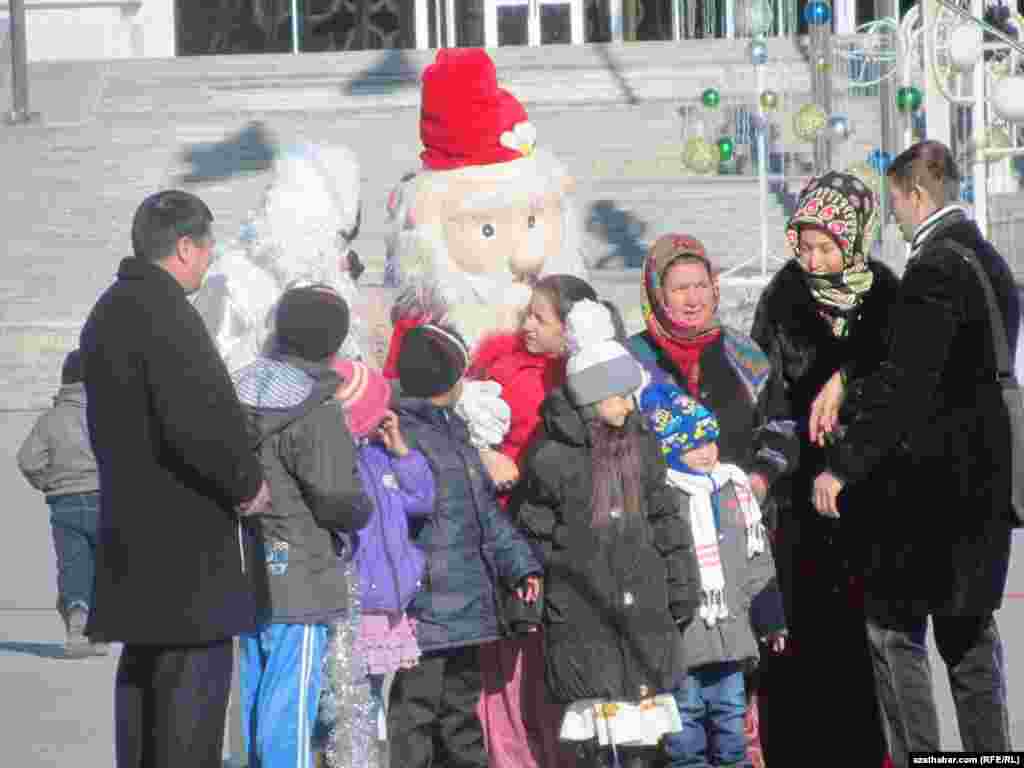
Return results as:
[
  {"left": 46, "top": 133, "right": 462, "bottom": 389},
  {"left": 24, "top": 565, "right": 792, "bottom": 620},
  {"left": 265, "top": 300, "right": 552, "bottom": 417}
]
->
[
  {"left": 749, "top": 39, "right": 769, "bottom": 66},
  {"left": 827, "top": 114, "right": 852, "bottom": 141},
  {"left": 803, "top": 0, "right": 833, "bottom": 26},
  {"left": 868, "top": 149, "right": 893, "bottom": 173}
]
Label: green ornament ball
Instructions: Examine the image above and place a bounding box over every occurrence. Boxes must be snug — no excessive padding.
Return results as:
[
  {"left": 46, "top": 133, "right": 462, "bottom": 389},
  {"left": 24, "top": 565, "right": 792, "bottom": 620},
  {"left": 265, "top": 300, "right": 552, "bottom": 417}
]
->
[
  {"left": 759, "top": 89, "right": 780, "bottom": 111},
  {"left": 702, "top": 88, "right": 721, "bottom": 109},
  {"left": 717, "top": 136, "right": 735, "bottom": 162},
  {"left": 896, "top": 85, "right": 923, "bottom": 113}
]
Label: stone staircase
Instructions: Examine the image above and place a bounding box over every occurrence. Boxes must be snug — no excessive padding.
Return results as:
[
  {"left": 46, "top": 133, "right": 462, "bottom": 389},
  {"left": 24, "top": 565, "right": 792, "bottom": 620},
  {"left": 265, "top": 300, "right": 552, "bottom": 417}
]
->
[{"left": 5, "top": 34, "right": 1023, "bottom": 411}]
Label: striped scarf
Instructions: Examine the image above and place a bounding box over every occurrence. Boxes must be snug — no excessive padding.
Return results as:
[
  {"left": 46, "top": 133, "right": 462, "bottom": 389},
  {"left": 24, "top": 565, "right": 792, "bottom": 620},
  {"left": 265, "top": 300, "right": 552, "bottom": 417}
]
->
[
  {"left": 909, "top": 205, "right": 969, "bottom": 261},
  {"left": 667, "top": 464, "right": 766, "bottom": 628}
]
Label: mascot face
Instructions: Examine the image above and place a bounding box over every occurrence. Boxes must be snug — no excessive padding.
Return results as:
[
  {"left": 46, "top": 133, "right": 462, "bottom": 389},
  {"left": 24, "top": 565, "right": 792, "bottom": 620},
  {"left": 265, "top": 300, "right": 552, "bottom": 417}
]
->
[
  {"left": 440, "top": 178, "right": 564, "bottom": 279},
  {"left": 386, "top": 150, "right": 584, "bottom": 350}
]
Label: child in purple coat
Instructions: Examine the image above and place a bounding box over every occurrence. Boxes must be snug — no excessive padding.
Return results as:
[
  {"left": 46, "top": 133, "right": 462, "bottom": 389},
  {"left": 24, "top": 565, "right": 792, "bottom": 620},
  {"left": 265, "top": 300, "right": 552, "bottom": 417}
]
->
[{"left": 324, "top": 359, "right": 435, "bottom": 768}]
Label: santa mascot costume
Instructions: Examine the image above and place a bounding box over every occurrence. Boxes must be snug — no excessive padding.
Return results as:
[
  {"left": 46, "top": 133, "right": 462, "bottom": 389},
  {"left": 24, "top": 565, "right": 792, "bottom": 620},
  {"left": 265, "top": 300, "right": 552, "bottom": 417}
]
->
[
  {"left": 194, "top": 141, "right": 365, "bottom": 371},
  {"left": 382, "top": 48, "right": 589, "bottom": 768},
  {"left": 382, "top": 47, "right": 587, "bottom": 358}
]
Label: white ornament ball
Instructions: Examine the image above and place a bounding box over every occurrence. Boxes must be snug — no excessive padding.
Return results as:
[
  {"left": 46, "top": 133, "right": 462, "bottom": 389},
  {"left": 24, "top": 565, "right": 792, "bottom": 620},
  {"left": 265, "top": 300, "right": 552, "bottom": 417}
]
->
[
  {"left": 949, "top": 24, "right": 983, "bottom": 73},
  {"left": 992, "top": 76, "right": 1024, "bottom": 122}
]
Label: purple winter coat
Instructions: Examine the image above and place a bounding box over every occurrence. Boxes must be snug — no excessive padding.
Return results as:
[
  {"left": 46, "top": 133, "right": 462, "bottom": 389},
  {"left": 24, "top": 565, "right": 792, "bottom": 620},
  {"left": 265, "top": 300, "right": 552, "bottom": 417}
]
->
[{"left": 353, "top": 443, "right": 435, "bottom": 614}]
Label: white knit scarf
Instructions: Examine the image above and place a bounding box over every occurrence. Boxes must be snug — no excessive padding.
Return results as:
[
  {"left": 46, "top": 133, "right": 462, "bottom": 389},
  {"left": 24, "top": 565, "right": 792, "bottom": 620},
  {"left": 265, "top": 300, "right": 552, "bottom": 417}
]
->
[{"left": 666, "top": 464, "right": 766, "bottom": 627}]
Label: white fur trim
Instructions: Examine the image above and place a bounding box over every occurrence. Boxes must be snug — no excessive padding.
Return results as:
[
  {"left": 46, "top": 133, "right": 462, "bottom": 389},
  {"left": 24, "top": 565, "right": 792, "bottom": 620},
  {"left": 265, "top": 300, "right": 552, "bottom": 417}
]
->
[{"left": 194, "top": 141, "right": 364, "bottom": 370}]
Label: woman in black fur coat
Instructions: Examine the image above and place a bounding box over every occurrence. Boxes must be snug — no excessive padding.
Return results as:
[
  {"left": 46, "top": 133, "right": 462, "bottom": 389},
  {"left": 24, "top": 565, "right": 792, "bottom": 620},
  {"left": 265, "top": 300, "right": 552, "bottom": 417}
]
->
[{"left": 750, "top": 171, "right": 899, "bottom": 767}]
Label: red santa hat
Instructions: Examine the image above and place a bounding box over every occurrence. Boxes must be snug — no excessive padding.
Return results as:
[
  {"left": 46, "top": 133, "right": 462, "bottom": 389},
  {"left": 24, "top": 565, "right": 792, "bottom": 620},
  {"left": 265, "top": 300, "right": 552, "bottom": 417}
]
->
[{"left": 420, "top": 48, "right": 537, "bottom": 171}]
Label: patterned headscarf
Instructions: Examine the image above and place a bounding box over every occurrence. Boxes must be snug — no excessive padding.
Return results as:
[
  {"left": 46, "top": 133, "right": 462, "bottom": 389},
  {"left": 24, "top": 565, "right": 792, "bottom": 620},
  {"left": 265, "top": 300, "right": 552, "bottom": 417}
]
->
[
  {"left": 786, "top": 170, "right": 879, "bottom": 337},
  {"left": 641, "top": 233, "right": 720, "bottom": 343}
]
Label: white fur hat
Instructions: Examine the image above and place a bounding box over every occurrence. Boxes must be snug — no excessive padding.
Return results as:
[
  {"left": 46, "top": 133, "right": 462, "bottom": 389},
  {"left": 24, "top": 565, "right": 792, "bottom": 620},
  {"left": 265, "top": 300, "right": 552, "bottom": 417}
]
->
[{"left": 564, "top": 300, "right": 643, "bottom": 407}]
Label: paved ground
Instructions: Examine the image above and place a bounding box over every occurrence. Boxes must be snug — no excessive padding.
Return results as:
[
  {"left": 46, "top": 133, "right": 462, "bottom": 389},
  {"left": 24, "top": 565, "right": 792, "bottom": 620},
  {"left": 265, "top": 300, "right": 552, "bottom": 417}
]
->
[{"left": 2, "top": 51, "right": 1024, "bottom": 766}]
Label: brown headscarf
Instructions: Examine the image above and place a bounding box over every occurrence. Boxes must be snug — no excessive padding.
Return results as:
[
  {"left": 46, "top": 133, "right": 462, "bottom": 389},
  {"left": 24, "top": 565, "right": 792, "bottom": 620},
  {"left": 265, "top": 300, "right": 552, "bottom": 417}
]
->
[{"left": 641, "top": 234, "right": 721, "bottom": 343}]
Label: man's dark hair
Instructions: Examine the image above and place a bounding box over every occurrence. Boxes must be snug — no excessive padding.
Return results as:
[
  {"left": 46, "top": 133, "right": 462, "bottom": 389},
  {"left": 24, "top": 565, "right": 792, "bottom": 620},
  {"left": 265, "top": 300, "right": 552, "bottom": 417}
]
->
[
  {"left": 130, "top": 190, "right": 214, "bottom": 263},
  {"left": 886, "top": 140, "right": 961, "bottom": 205}
]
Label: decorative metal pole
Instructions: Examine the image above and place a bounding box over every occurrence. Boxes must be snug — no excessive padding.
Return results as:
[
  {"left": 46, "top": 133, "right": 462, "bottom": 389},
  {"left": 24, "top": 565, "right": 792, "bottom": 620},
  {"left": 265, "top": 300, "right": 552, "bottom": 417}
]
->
[
  {"left": 291, "top": 0, "right": 300, "bottom": 53},
  {"left": 971, "top": 0, "right": 988, "bottom": 236},
  {"left": 875, "top": 0, "right": 899, "bottom": 159},
  {"left": 756, "top": 45, "right": 770, "bottom": 277},
  {"left": 7, "top": 0, "right": 36, "bottom": 124}
]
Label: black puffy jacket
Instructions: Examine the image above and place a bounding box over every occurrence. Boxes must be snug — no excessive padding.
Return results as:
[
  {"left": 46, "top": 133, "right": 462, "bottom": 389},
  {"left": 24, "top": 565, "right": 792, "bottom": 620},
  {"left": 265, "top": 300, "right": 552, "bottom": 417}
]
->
[{"left": 512, "top": 387, "right": 696, "bottom": 704}]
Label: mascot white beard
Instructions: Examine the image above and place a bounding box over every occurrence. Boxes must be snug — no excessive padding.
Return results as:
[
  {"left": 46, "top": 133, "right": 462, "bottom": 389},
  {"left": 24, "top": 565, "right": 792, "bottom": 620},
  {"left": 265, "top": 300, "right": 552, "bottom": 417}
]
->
[
  {"left": 194, "top": 142, "right": 364, "bottom": 372},
  {"left": 384, "top": 146, "right": 588, "bottom": 353}
]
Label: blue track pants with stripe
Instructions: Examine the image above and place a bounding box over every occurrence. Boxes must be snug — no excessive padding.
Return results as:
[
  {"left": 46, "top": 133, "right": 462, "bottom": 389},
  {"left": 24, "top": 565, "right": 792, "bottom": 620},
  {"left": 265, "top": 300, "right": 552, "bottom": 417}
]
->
[{"left": 241, "top": 623, "right": 328, "bottom": 768}]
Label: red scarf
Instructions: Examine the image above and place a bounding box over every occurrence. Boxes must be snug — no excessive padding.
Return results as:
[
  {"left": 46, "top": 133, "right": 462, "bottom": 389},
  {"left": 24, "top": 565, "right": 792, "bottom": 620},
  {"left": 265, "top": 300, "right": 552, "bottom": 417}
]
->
[{"left": 654, "top": 329, "right": 721, "bottom": 395}]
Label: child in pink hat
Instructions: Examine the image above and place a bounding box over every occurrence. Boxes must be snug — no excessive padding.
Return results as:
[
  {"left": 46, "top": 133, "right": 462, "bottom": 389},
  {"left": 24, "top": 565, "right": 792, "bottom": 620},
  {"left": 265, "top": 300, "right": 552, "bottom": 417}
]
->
[{"left": 324, "top": 358, "right": 435, "bottom": 765}]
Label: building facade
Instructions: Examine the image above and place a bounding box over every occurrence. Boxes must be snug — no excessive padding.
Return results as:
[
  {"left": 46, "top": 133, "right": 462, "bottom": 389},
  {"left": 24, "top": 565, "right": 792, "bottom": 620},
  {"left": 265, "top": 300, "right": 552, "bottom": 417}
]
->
[{"left": 3, "top": 0, "right": 891, "bottom": 62}]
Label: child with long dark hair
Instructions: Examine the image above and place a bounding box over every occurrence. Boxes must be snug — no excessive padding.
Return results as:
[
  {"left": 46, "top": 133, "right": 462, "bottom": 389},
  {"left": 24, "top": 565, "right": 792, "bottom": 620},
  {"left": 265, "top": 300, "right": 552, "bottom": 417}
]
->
[{"left": 513, "top": 300, "right": 698, "bottom": 768}]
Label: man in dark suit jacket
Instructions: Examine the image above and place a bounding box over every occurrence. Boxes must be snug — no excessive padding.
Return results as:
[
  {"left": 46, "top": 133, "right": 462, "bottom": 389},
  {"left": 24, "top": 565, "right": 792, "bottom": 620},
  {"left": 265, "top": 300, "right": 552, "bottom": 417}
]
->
[
  {"left": 810, "top": 141, "right": 1019, "bottom": 766},
  {"left": 81, "top": 190, "right": 269, "bottom": 768}
]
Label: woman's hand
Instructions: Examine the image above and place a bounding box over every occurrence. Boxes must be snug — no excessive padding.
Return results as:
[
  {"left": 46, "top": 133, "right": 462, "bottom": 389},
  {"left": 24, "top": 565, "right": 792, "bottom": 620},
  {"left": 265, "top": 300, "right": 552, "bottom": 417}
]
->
[
  {"left": 516, "top": 575, "right": 542, "bottom": 604},
  {"left": 237, "top": 480, "right": 271, "bottom": 517},
  {"left": 809, "top": 370, "right": 845, "bottom": 447},
  {"left": 762, "top": 630, "right": 788, "bottom": 654},
  {"left": 377, "top": 411, "right": 409, "bottom": 458},
  {"left": 748, "top": 472, "right": 768, "bottom": 504},
  {"left": 480, "top": 447, "right": 520, "bottom": 492},
  {"left": 812, "top": 471, "right": 843, "bottom": 518}
]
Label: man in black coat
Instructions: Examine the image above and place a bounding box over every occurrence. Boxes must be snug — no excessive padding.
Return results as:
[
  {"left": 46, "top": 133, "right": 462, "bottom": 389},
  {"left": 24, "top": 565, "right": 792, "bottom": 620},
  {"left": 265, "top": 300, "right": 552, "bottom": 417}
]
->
[
  {"left": 810, "top": 141, "right": 1018, "bottom": 766},
  {"left": 80, "top": 190, "right": 270, "bottom": 768}
]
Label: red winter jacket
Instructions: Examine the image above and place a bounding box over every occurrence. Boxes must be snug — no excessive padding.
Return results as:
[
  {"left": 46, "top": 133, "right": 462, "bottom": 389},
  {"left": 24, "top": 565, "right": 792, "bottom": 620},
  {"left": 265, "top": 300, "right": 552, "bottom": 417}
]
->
[{"left": 468, "top": 333, "right": 564, "bottom": 468}]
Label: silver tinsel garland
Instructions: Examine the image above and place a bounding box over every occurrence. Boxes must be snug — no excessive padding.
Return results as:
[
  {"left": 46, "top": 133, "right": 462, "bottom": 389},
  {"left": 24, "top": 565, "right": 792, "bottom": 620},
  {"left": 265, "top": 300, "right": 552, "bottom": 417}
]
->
[{"left": 317, "top": 561, "right": 381, "bottom": 768}]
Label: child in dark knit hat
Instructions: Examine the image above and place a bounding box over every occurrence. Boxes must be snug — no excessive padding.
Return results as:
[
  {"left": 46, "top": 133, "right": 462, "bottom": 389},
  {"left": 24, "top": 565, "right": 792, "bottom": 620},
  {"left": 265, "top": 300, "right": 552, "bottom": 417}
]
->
[
  {"left": 640, "top": 381, "right": 786, "bottom": 768},
  {"left": 231, "top": 285, "right": 372, "bottom": 768},
  {"left": 17, "top": 349, "right": 108, "bottom": 658},
  {"left": 388, "top": 323, "right": 542, "bottom": 768}
]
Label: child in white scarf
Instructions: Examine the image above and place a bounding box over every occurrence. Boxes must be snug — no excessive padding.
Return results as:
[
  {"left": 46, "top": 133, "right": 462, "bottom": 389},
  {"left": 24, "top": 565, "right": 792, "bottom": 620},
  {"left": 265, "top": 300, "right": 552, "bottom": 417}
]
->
[{"left": 640, "top": 381, "right": 786, "bottom": 768}]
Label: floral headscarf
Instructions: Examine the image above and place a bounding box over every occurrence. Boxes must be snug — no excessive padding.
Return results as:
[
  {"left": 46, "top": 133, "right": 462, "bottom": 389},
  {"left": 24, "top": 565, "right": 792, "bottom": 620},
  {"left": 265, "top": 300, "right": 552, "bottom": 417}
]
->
[
  {"left": 641, "top": 233, "right": 720, "bottom": 343},
  {"left": 786, "top": 170, "right": 879, "bottom": 337}
]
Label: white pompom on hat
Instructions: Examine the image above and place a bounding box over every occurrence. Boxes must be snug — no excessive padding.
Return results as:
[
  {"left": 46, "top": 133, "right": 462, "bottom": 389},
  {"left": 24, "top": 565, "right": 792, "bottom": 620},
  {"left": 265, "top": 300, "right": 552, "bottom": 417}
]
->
[{"left": 564, "top": 299, "right": 644, "bottom": 407}]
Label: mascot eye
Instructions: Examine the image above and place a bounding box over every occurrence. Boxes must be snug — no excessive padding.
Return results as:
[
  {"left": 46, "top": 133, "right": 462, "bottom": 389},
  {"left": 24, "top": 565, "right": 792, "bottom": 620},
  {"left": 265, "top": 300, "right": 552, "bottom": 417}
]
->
[
  {"left": 481, "top": 223, "right": 496, "bottom": 238},
  {"left": 527, "top": 215, "right": 537, "bottom": 228}
]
